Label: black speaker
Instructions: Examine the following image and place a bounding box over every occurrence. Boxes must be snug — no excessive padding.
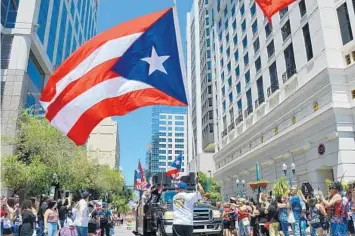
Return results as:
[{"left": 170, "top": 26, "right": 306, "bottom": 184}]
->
[
  {"left": 152, "top": 174, "right": 160, "bottom": 185},
  {"left": 162, "top": 174, "right": 172, "bottom": 186}
]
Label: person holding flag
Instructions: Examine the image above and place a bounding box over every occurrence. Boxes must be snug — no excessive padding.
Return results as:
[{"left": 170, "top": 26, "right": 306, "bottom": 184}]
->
[{"left": 172, "top": 175, "right": 205, "bottom": 236}]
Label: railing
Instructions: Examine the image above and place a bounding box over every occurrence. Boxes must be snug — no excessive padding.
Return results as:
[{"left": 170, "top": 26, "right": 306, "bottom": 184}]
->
[
  {"left": 228, "top": 122, "right": 235, "bottom": 132},
  {"left": 282, "top": 68, "right": 297, "bottom": 84},
  {"left": 255, "top": 95, "right": 265, "bottom": 108},
  {"left": 244, "top": 106, "right": 253, "bottom": 118},
  {"left": 267, "top": 82, "right": 279, "bottom": 97},
  {"left": 222, "top": 129, "right": 227, "bottom": 138}
]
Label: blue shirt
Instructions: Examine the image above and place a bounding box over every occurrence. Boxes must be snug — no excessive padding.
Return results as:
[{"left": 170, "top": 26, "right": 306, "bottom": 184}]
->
[
  {"left": 290, "top": 195, "right": 302, "bottom": 220},
  {"left": 278, "top": 207, "right": 288, "bottom": 222}
]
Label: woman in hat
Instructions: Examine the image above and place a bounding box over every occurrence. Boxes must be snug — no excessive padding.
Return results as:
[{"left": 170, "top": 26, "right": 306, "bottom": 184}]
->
[{"left": 320, "top": 182, "right": 347, "bottom": 235}]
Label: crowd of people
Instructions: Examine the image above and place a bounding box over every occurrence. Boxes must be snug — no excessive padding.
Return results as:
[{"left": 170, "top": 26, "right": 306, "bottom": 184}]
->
[
  {"left": 0, "top": 191, "right": 128, "bottom": 236},
  {"left": 218, "top": 182, "right": 355, "bottom": 236}
]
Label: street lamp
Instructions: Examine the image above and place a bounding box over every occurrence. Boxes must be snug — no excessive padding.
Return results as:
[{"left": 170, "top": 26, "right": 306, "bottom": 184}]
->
[{"left": 282, "top": 163, "right": 296, "bottom": 187}]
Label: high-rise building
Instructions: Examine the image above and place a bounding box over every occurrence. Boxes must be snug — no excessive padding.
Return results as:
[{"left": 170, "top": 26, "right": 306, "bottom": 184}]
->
[
  {"left": 148, "top": 105, "right": 188, "bottom": 176},
  {"left": 188, "top": 0, "right": 355, "bottom": 200},
  {"left": 186, "top": 0, "right": 216, "bottom": 174},
  {"left": 86, "top": 117, "right": 120, "bottom": 169},
  {"left": 1, "top": 0, "right": 98, "bottom": 155}
]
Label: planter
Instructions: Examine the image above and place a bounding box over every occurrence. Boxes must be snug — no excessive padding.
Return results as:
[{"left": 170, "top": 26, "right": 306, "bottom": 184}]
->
[
  {"left": 249, "top": 182, "right": 258, "bottom": 191},
  {"left": 258, "top": 181, "right": 269, "bottom": 189}
]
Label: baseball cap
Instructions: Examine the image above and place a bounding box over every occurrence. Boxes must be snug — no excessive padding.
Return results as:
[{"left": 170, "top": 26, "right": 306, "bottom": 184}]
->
[
  {"left": 177, "top": 182, "right": 187, "bottom": 190},
  {"left": 81, "top": 191, "right": 91, "bottom": 198}
]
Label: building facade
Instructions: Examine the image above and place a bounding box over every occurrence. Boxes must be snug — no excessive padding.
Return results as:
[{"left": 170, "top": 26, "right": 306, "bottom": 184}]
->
[
  {"left": 186, "top": 0, "right": 216, "bottom": 174},
  {"left": 188, "top": 0, "right": 355, "bottom": 201},
  {"left": 148, "top": 106, "right": 188, "bottom": 176},
  {"left": 86, "top": 117, "right": 120, "bottom": 169},
  {"left": 1, "top": 0, "right": 98, "bottom": 155}
]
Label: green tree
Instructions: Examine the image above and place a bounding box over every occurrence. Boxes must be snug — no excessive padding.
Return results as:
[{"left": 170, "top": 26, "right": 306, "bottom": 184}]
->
[
  {"left": 197, "top": 172, "right": 221, "bottom": 201},
  {"left": 1, "top": 110, "right": 125, "bottom": 198},
  {"left": 272, "top": 177, "right": 290, "bottom": 196}
]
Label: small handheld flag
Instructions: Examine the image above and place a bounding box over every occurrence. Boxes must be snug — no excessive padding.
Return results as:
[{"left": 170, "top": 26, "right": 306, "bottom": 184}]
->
[
  {"left": 40, "top": 8, "right": 187, "bottom": 145},
  {"left": 166, "top": 153, "right": 182, "bottom": 176}
]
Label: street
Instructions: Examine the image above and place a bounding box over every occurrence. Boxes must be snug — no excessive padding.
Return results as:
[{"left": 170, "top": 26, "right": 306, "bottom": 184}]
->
[{"left": 114, "top": 225, "right": 135, "bottom": 236}]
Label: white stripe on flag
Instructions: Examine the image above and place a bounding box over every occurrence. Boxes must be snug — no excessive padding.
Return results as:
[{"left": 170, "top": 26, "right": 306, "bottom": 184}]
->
[
  {"left": 51, "top": 78, "right": 153, "bottom": 134},
  {"left": 41, "top": 33, "right": 143, "bottom": 109}
]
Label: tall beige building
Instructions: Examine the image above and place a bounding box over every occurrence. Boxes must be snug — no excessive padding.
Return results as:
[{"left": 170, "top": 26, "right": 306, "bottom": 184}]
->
[{"left": 86, "top": 117, "right": 120, "bottom": 169}]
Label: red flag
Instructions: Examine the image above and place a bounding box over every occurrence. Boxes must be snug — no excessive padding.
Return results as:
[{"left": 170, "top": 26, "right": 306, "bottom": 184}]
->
[
  {"left": 256, "top": 0, "right": 295, "bottom": 21},
  {"left": 138, "top": 160, "right": 146, "bottom": 183}
]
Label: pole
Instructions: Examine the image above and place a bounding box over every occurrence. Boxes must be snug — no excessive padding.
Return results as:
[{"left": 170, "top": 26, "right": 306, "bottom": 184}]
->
[{"left": 256, "top": 162, "right": 261, "bottom": 202}]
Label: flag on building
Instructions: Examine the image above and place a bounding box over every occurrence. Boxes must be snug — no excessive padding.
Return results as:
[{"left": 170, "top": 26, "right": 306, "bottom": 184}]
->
[
  {"left": 256, "top": 0, "right": 295, "bottom": 21},
  {"left": 40, "top": 8, "right": 188, "bottom": 145},
  {"left": 166, "top": 153, "right": 182, "bottom": 176}
]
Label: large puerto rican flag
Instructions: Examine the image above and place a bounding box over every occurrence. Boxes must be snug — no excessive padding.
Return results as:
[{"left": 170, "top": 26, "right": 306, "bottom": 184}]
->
[
  {"left": 40, "top": 8, "right": 187, "bottom": 145},
  {"left": 166, "top": 153, "right": 182, "bottom": 177}
]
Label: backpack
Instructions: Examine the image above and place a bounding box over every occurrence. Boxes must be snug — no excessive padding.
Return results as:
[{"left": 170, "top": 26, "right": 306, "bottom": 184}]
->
[{"left": 99, "top": 210, "right": 109, "bottom": 223}]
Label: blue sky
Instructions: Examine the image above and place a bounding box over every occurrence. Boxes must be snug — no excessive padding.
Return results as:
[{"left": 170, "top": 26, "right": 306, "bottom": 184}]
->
[{"left": 97, "top": 0, "right": 192, "bottom": 185}]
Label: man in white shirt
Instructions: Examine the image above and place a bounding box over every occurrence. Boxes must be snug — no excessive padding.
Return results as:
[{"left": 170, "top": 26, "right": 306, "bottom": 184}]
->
[
  {"left": 75, "top": 191, "right": 90, "bottom": 236},
  {"left": 172, "top": 176, "right": 204, "bottom": 236}
]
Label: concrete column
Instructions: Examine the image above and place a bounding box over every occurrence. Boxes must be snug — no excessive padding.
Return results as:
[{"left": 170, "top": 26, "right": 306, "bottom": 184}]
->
[
  {"left": 1, "top": 0, "right": 39, "bottom": 156},
  {"left": 335, "top": 136, "right": 355, "bottom": 182}
]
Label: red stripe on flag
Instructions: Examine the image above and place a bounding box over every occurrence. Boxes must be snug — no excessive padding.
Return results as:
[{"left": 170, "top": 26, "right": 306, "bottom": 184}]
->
[
  {"left": 255, "top": 0, "right": 295, "bottom": 21},
  {"left": 45, "top": 58, "right": 119, "bottom": 121},
  {"left": 41, "top": 8, "right": 172, "bottom": 102},
  {"left": 66, "top": 88, "right": 186, "bottom": 145}
]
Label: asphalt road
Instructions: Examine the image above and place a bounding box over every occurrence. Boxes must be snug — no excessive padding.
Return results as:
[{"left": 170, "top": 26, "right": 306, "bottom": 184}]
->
[{"left": 113, "top": 225, "right": 136, "bottom": 235}]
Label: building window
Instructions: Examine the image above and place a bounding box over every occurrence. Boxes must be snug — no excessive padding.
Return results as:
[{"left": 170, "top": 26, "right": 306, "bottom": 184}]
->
[
  {"left": 269, "top": 62, "right": 278, "bottom": 85},
  {"left": 224, "top": 7, "right": 228, "bottom": 17},
  {"left": 206, "top": 28, "right": 210, "bottom": 36},
  {"left": 234, "top": 50, "right": 239, "bottom": 61},
  {"left": 265, "top": 23, "right": 272, "bottom": 38},
  {"left": 208, "top": 98, "right": 212, "bottom": 107},
  {"left": 218, "top": 19, "right": 222, "bottom": 29},
  {"left": 302, "top": 23, "right": 313, "bottom": 61},
  {"left": 246, "top": 89, "right": 252, "bottom": 108},
  {"left": 37, "top": 0, "right": 50, "bottom": 43},
  {"left": 219, "top": 45, "right": 223, "bottom": 54},
  {"left": 220, "top": 58, "right": 224, "bottom": 67},
  {"left": 232, "top": 5, "right": 236, "bottom": 16},
  {"left": 222, "top": 86, "right": 226, "bottom": 96},
  {"left": 224, "top": 19, "right": 229, "bottom": 29},
  {"left": 235, "top": 65, "right": 240, "bottom": 78},
  {"left": 244, "top": 53, "right": 249, "bottom": 67},
  {"left": 226, "top": 33, "right": 230, "bottom": 42},
  {"left": 299, "top": 0, "right": 307, "bottom": 17},
  {"left": 233, "top": 34, "right": 238, "bottom": 45},
  {"left": 240, "top": 4, "right": 245, "bottom": 16},
  {"left": 232, "top": 19, "right": 237, "bottom": 31},
  {"left": 1, "top": 0, "right": 19, "bottom": 28},
  {"left": 251, "top": 2, "right": 256, "bottom": 17},
  {"left": 47, "top": 0, "right": 61, "bottom": 62},
  {"left": 208, "top": 85, "right": 212, "bottom": 94},
  {"left": 267, "top": 40, "right": 275, "bottom": 58},
  {"left": 228, "top": 76, "right": 232, "bottom": 87},
  {"left": 253, "top": 37, "right": 260, "bottom": 53},
  {"left": 236, "top": 82, "right": 241, "bottom": 94},
  {"left": 237, "top": 99, "right": 242, "bottom": 110},
  {"left": 208, "top": 110, "right": 213, "bottom": 119},
  {"left": 205, "top": 17, "right": 209, "bottom": 25},
  {"left": 337, "top": 2, "right": 353, "bottom": 45},
  {"left": 27, "top": 51, "right": 45, "bottom": 92},
  {"left": 207, "top": 61, "right": 211, "bottom": 70},
  {"left": 279, "top": 6, "right": 288, "bottom": 19},
  {"left": 221, "top": 72, "right": 225, "bottom": 81},
  {"left": 241, "top": 20, "right": 246, "bottom": 33},
  {"left": 255, "top": 57, "right": 261, "bottom": 72},
  {"left": 284, "top": 43, "right": 297, "bottom": 78},
  {"left": 229, "top": 92, "right": 233, "bottom": 103},
  {"left": 245, "top": 70, "right": 250, "bottom": 86},
  {"left": 242, "top": 35, "right": 248, "bottom": 49},
  {"left": 252, "top": 20, "right": 258, "bottom": 35},
  {"left": 281, "top": 20, "right": 291, "bottom": 41},
  {"left": 257, "top": 76, "right": 264, "bottom": 99},
  {"left": 65, "top": 24, "right": 73, "bottom": 59},
  {"left": 175, "top": 121, "right": 184, "bottom": 126},
  {"left": 223, "top": 101, "right": 226, "bottom": 113},
  {"left": 207, "top": 38, "right": 211, "bottom": 47},
  {"left": 207, "top": 50, "right": 211, "bottom": 58},
  {"left": 226, "top": 47, "right": 231, "bottom": 57}
]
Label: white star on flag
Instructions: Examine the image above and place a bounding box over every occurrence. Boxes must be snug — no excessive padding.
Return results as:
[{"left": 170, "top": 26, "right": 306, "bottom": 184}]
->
[
  {"left": 175, "top": 160, "right": 180, "bottom": 165},
  {"left": 141, "top": 46, "right": 170, "bottom": 75}
]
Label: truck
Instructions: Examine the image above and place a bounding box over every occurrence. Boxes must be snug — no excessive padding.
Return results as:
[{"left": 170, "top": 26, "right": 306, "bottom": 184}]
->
[{"left": 134, "top": 172, "right": 223, "bottom": 236}]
